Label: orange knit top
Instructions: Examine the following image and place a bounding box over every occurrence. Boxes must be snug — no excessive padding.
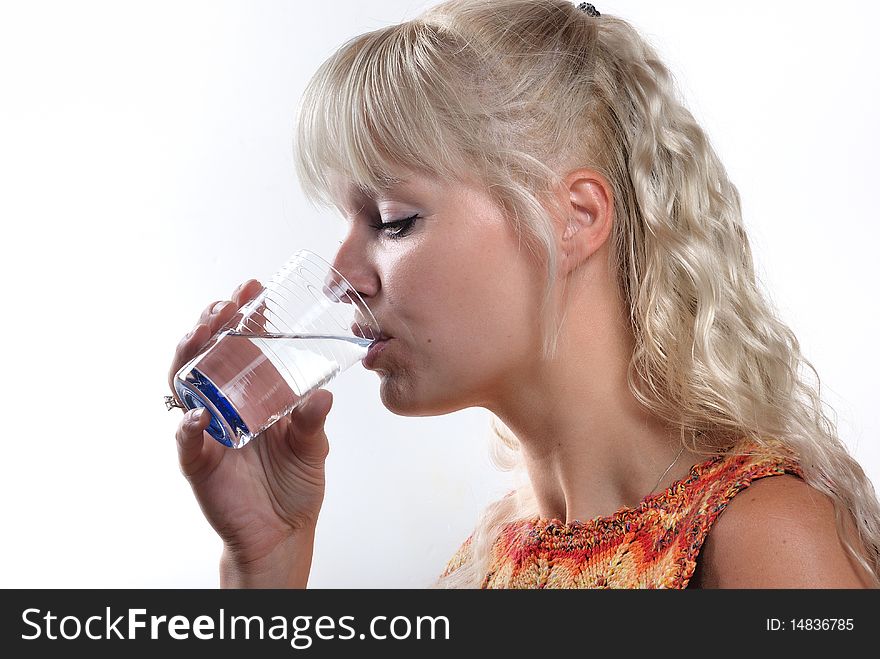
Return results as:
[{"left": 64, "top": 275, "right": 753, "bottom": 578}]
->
[{"left": 440, "top": 439, "right": 804, "bottom": 588}]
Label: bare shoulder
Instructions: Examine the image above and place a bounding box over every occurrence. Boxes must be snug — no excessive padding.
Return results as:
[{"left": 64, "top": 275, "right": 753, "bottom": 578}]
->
[{"left": 695, "top": 474, "right": 876, "bottom": 588}]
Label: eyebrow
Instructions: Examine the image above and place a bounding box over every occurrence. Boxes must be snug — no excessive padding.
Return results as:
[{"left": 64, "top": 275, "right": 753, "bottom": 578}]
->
[
  {"left": 360, "top": 177, "right": 410, "bottom": 198},
  {"left": 344, "top": 178, "right": 411, "bottom": 207},
  {"left": 337, "top": 176, "right": 416, "bottom": 220}
]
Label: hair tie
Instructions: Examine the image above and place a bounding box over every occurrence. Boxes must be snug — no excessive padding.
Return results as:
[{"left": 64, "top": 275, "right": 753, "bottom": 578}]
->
[{"left": 577, "top": 2, "right": 601, "bottom": 17}]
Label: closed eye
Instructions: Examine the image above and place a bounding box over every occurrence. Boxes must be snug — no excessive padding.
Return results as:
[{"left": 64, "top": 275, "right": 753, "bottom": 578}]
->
[{"left": 369, "top": 214, "right": 419, "bottom": 240}]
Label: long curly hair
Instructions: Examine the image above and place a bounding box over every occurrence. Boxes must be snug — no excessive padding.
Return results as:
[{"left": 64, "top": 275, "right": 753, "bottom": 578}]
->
[{"left": 293, "top": 0, "right": 880, "bottom": 587}]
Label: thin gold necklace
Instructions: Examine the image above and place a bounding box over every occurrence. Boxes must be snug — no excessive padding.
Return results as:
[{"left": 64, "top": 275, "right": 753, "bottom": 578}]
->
[{"left": 648, "top": 444, "right": 686, "bottom": 495}]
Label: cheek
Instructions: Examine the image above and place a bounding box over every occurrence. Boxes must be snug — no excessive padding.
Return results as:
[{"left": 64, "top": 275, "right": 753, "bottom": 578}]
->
[{"left": 413, "top": 244, "right": 542, "bottom": 376}]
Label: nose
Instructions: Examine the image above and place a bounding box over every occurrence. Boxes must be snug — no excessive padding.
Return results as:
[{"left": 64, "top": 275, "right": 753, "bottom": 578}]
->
[
  {"left": 326, "top": 231, "right": 379, "bottom": 302},
  {"left": 321, "top": 232, "right": 381, "bottom": 337}
]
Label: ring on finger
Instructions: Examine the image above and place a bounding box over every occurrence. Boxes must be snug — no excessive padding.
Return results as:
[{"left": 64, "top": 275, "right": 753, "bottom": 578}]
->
[{"left": 165, "top": 395, "right": 184, "bottom": 411}]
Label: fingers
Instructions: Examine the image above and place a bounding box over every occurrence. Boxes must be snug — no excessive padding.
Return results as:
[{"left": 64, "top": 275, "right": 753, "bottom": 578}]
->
[
  {"left": 232, "top": 279, "right": 263, "bottom": 308},
  {"left": 287, "top": 389, "right": 334, "bottom": 464},
  {"left": 167, "top": 323, "right": 211, "bottom": 395},
  {"left": 196, "top": 279, "right": 263, "bottom": 332},
  {"left": 222, "top": 279, "right": 265, "bottom": 336},
  {"left": 167, "top": 279, "right": 264, "bottom": 396},
  {"left": 176, "top": 408, "right": 212, "bottom": 476},
  {"left": 196, "top": 299, "right": 236, "bottom": 336}
]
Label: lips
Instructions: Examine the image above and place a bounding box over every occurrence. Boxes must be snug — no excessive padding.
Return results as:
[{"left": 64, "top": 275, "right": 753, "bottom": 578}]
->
[
  {"left": 362, "top": 337, "right": 391, "bottom": 370},
  {"left": 350, "top": 321, "right": 391, "bottom": 342}
]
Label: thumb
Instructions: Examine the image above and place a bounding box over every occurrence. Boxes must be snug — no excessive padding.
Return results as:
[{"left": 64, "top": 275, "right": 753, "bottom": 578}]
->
[{"left": 288, "top": 389, "right": 333, "bottom": 461}]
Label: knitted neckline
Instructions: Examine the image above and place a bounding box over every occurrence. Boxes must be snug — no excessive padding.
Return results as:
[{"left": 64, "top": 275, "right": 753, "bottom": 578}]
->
[{"left": 523, "top": 450, "right": 727, "bottom": 534}]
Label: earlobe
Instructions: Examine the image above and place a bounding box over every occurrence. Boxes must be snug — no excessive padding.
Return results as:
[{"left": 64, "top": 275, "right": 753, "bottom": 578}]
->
[
  {"left": 558, "top": 216, "right": 591, "bottom": 278},
  {"left": 557, "top": 208, "right": 588, "bottom": 279}
]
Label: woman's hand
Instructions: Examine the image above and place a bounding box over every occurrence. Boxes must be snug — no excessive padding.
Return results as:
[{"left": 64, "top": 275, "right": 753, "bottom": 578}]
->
[{"left": 168, "top": 280, "right": 333, "bottom": 586}]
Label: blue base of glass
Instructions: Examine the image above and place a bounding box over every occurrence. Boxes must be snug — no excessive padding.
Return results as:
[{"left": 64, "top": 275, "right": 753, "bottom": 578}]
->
[{"left": 174, "top": 368, "right": 251, "bottom": 448}]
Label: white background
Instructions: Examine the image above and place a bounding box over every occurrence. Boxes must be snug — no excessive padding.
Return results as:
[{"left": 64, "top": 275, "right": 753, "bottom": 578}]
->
[{"left": 1, "top": 0, "right": 877, "bottom": 588}]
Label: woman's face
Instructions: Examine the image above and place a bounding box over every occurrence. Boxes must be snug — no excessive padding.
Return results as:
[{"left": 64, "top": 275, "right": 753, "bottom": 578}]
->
[{"left": 331, "top": 172, "right": 548, "bottom": 416}]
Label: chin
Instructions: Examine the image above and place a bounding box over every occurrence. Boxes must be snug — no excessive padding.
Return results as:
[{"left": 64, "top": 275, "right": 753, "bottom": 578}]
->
[{"left": 377, "top": 373, "right": 467, "bottom": 417}]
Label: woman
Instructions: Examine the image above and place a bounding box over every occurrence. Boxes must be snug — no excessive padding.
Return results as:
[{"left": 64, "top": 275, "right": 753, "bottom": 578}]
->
[{"left": 168, "top": 0, "right": 880, "bottom": 588}]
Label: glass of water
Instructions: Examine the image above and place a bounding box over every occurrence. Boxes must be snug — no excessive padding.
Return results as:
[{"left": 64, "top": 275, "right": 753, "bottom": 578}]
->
[{"left": 172, "top": 249, "right": 381, "bottom": 449}]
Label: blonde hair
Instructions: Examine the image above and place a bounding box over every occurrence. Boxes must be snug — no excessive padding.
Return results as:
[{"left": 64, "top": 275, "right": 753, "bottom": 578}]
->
[{"left": 293, "top": 0, "right": 880, "bottom": 587}]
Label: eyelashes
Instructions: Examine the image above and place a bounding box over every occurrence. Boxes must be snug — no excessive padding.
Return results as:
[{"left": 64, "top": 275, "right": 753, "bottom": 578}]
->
[{"left": 369, "top": 214, "right": 419, "bottom": 240}]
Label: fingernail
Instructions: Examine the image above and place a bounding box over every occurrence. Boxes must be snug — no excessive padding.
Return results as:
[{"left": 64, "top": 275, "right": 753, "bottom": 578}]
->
[
  {"left": 212, "top": 301, "right": 231, "bottom": 315},
  {"left": 186, "top": 408, "right": 205, "bottom": 427}
]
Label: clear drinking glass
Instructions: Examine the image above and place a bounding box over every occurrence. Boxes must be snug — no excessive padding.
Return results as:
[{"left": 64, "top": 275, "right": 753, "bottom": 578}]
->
[{"left": 173, "top": 249, "right": 381, "bottom": 449}]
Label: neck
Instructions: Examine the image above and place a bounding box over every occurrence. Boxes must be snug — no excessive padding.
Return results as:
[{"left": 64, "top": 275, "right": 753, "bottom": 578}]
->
[{"left": 486, "top": 259, "right": 702, "bottom": 524}]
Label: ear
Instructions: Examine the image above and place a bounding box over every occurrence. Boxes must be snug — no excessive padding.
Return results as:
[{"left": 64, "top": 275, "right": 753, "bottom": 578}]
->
[{"left": 556, "top": 169, "right": 614, "bottom": 278}]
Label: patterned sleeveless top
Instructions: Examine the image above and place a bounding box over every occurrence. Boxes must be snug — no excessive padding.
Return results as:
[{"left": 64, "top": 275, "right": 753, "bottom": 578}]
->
[{"left": 440, "top": 439, "right": 804, "bottom": 588}]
